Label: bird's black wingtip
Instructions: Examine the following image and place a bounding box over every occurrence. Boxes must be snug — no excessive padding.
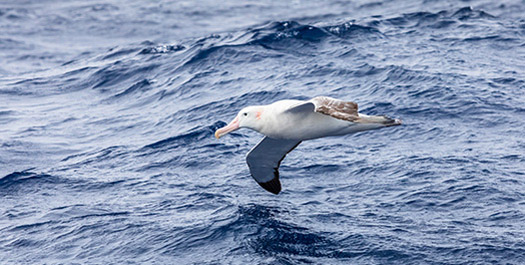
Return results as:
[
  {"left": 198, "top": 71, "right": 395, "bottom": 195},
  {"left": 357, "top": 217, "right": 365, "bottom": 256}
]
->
[{"left": 258, "top": 177, "right": 281, "bottom": 195}]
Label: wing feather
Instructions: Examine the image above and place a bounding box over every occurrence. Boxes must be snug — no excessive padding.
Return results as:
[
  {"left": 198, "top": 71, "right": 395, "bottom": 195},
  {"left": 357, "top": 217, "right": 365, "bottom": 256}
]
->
[
  {"left": 311, "top": 96, "right": 359, "bottom": 122},
  {"left": 284, "top": 101, "right": 315, "bottom": 114},
  {"left": 246, "top": 137, "right": 301, "bottom": 194}
]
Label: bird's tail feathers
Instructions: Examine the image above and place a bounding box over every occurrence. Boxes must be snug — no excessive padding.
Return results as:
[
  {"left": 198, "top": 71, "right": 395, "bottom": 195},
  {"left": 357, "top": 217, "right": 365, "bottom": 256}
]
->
[{"left": 357, "top": 114, "right": 402, "bottom": 127}]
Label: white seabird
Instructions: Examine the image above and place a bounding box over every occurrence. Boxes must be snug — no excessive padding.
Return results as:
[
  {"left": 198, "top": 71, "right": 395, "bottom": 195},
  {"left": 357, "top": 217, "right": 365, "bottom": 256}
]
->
[{"left": 215, "top": 96, "right": 402, "bottom": 194}]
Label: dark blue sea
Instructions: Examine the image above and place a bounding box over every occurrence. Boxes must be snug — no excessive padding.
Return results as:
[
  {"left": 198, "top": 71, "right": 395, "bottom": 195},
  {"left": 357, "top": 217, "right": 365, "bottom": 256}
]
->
[{"left": 1, "top": 0, "right": 525, "bottom": 264}]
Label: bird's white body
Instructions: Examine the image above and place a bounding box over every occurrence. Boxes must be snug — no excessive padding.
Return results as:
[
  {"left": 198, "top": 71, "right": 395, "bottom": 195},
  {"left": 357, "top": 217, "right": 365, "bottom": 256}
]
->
[{"left": 257, "top": 100, "right": 387, "bottom": 140}]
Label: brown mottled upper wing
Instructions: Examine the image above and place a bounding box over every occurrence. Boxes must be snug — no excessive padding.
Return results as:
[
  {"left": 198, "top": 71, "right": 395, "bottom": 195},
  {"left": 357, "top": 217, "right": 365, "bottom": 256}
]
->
[{"left": 311, "top": 96, "right": 359, "bottom": 122}]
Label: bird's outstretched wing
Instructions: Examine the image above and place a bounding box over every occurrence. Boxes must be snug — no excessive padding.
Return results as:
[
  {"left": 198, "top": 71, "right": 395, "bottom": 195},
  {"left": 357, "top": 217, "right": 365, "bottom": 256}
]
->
[
  {"left": 311, "top": 96, "right": 359, "bottom": 122},
  {"left": 246, "top": 137, "right": 301, "bottom": 194},
  {"left": 284, "top": 96, "right": 359, "bottom": 122}
]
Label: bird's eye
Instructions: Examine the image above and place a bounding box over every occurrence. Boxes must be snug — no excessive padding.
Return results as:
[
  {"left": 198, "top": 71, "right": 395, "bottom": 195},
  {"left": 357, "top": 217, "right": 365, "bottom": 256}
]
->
[{"left": 243, "top": 113, "right": 248, "bottom": 116}]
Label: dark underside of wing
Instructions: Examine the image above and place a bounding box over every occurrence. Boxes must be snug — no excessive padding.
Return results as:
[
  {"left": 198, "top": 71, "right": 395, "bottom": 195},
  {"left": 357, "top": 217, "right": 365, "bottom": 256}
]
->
[
  {"left": 257, "top": 169, "right": 282, "bottom": 195},
  {"left": 246, "top": 137, "right": 301, "bottom": 195}
]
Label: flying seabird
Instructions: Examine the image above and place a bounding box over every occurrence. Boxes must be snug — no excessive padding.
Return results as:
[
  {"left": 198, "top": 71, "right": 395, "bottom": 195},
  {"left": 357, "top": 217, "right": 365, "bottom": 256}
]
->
[{"left": 215, "top": 96, "right": 401, "bottom": 194}]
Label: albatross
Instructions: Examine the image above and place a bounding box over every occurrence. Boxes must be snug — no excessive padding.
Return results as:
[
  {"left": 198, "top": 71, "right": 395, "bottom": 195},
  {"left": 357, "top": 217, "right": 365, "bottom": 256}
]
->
[{"left": 215, "top": 96, "right": 401, "bottom": 194}]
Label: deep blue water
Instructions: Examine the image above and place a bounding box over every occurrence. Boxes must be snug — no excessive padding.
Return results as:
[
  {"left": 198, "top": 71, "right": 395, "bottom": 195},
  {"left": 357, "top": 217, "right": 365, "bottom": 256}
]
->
[{"left": 1, "top": 0, "right": 525, "bottom": 264}]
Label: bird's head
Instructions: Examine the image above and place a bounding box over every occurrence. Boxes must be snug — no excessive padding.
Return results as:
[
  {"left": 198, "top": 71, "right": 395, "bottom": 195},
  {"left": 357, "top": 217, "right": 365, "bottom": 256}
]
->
[{"left": 215, "top": 106, "right": 264, "bottom": 139}]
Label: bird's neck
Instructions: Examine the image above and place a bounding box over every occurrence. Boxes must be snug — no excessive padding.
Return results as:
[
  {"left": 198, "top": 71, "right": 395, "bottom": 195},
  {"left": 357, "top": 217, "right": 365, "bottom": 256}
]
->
[{"left": 255, "top": 105, "right": 284, "bottom": 137}]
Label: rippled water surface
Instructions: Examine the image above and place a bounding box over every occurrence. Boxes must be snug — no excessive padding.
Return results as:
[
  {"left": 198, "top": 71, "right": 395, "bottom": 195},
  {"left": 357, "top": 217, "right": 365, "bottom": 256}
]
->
[{"left": 1, "top": 0, "right": 525, "bottom": 264}]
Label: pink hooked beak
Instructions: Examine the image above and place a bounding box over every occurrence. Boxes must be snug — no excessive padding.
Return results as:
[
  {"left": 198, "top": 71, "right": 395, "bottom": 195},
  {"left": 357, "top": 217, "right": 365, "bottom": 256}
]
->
[{"left": 215, "top": 117, "right": 239, "bottom": 139}]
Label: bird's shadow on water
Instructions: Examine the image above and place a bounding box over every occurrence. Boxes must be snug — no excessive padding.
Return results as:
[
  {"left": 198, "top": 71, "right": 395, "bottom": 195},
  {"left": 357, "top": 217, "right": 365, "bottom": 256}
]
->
[
  {"left": 234, "top": 203, "right": 365, "bottom": 262},
  {"left": 233, "top": 202, "right": 415, "bottom": 263}
]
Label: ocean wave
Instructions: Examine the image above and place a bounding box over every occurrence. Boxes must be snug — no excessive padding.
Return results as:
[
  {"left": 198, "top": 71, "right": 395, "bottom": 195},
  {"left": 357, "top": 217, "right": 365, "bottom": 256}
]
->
[{"left": 0, "top": 171, "right": 63, "bottom": 193}]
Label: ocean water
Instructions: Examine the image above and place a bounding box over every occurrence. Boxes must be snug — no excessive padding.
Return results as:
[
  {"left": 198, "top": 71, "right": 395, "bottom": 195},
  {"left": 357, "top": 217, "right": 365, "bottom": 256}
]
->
[{"left": 1, "top": 0, "right": 525, "bottom": 264}]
